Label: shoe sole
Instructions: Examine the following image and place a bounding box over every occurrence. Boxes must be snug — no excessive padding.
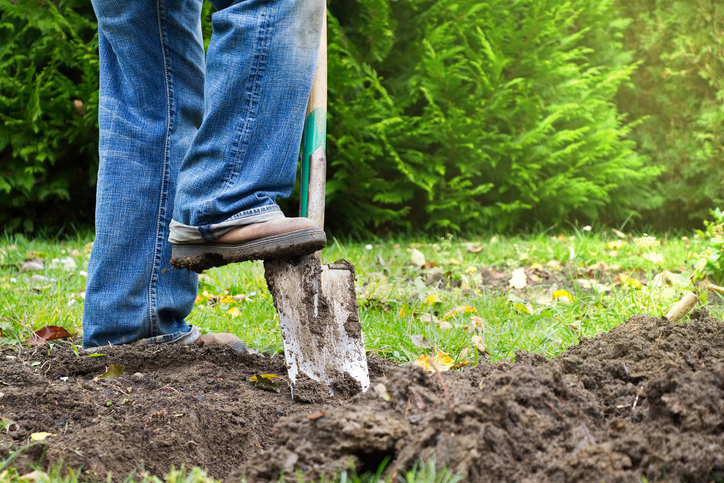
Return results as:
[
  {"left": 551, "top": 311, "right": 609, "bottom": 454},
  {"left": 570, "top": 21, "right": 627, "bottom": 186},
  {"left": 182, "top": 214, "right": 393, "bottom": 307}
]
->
[{"left": 170, "top": 228, "right": 327, "bottom": 273}]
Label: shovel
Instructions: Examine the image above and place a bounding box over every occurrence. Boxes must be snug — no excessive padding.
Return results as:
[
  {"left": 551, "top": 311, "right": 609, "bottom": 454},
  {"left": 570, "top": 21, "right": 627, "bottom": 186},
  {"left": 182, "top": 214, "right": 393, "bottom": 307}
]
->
[{"left": 263, "top": 15, "right": 370, "bottom": 394}]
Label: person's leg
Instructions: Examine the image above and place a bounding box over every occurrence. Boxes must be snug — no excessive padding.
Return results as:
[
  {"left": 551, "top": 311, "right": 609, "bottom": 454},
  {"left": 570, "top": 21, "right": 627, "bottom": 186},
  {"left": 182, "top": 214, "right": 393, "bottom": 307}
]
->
[
  {"left": 168, "top": 0, "right": 326, "bottom": 271},
  {"left": 83, "top": 0, "right": 205, "bottom": 348}
]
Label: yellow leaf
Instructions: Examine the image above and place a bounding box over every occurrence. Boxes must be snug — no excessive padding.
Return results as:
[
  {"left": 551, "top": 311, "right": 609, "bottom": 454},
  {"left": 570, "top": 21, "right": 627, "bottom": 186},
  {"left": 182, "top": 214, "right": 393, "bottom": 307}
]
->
[
  {"left": 202, "top": 290, "right": 212, "bottom": 299},
  {"left": 465, "top": 266, "right": 478, "bottom": 274},
  {"left": 413, "top": 353, "right": 453, "bottom": 373},
  {"left": 552, "top": 290, "right": 572, "bottom": 301},
  {"left": 220, "top": 296, "right": 235, "bottom": 304},
  {"left": 30, "top": 432, "right": 55, "bottom": 441},
  {"left": 449, "top": 258, "right": 460, "bottom": 265},
  {"left": 513, "top": 303, "right": 529, "bottom": 314},
  {"left": 413, "top": 355, "right": 433, "bottom": 372},
  {"left": 443, "top": 305, "right": 477, "bottom": 319},
  {"left": 470, "top": 315, "right": 484, "bottom": 328},
  {"left": 529, "top": 263, "right": 543, "bottom": 271},
  {"left": 425, "top": 294, "right": 442, "bottom": 305},
  {"left": 607, "top": 240, "right": 627, "bottom": 250},
  {"left": 194, "top": 295, "right": 204, "bottom": 305},
  {"left": 399, "top": 306, "right": 406, "bottom": 317},
  {"left": 546, "top": 260, "right": 562, "bottom": 271},
  {"left": 250, "top": 374, "right": 279, "bottom": 381},
  {"left": 433, "top": 352, "right": 453, "bottom": 371},
  {"left": 228, "top": 307, "right": 242, "bottom": 318}
]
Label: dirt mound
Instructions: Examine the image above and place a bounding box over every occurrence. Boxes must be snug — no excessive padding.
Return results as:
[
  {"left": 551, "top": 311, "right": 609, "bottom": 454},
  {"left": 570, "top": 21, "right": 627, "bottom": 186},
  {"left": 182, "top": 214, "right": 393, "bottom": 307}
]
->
[
  {"left": 239, "top": 311, "right": 724, "bottom": 482},
  {"left": 2, "top": 312, "right": 724, "bottom": 482},
  {"left": 0, "top": 343, "right": 387, "bottom": 480}
]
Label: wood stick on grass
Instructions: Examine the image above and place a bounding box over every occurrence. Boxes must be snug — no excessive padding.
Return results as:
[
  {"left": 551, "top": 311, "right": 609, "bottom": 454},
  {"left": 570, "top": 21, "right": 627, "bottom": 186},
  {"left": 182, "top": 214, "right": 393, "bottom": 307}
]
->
[{"left": 665, "top": 292, "right": 698, "bottom": 323}]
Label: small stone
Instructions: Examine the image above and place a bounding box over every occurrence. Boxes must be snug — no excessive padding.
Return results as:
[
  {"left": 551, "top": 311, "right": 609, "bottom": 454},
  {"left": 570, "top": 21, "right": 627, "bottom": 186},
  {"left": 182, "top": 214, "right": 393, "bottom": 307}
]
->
[{"left": 22, "top": 260, "right": 44, "bottom": 271}]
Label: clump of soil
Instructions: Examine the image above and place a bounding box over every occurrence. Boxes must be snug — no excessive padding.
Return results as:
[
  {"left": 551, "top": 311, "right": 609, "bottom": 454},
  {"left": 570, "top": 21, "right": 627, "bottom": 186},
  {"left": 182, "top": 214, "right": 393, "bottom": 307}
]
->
[
  {"left": 240, "top": 310, "right": 724, "bottom": 482},
  {"left": 2, "top": 311, "right": 724, "bottom": 482},
  {"left": 0, "top": 343, "right": 382, "bottom": 480}
]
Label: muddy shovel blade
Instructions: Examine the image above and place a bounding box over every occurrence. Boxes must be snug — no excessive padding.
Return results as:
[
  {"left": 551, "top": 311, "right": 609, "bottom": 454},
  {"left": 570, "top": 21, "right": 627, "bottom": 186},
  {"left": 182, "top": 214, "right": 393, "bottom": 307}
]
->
[{"left": 264, "top": 256, "right": 370, "bottom": 392}]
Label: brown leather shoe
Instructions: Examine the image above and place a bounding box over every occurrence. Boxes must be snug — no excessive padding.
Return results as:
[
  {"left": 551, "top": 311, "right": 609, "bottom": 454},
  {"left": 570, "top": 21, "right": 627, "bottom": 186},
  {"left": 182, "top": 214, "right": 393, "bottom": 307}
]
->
[
  {"left": 195, "top": 332, "right": 247, "bottom": 353},
  {"left": 170, "top": 218, "right": 326, "bottom": 273}
]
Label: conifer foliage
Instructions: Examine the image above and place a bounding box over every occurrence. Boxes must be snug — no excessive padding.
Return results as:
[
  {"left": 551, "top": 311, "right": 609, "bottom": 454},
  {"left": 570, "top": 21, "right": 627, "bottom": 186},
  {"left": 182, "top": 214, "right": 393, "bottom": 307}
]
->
[
  {"left": 326, "top": 0, "right": 660, "bottom": 232},
  {"left": 0, "top": 0, "right": 660, "bottom": 233},
  {"left": 0, "top": 0, "right": 98, "bottom": 231},
  {"left": 616, "top": 0, "right": 724, "bottom": 227}
]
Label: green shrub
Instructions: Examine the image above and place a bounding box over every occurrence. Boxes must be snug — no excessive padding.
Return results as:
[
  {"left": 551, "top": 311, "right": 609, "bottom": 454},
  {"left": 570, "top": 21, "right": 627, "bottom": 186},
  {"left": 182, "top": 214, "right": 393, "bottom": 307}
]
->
[
  {"left": 0, "top": 0, "right": 99, "bottom": 232},
  {"left": 326, "top": 0, "right": 661, "bottom": 233},
  {"left": 1, "top": 0, "right": 660, "bottom": 234},
  {"left": 616, "top": 0, "right": 724, "bottom": 228}
]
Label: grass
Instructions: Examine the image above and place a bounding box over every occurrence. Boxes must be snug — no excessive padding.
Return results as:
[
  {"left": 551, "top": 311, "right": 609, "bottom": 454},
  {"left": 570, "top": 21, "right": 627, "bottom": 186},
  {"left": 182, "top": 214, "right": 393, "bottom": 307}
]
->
[
  {"left": 1, "top": 227, "right": 722, "bottom": 481},
  {"left": 3, "top": 228, "right": 720, "bottom": 361}
]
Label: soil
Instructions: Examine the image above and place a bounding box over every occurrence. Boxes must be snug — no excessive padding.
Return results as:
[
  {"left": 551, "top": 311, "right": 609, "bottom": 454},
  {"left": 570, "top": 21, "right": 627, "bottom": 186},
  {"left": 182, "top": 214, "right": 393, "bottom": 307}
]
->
[{"left": 2, "top": 311, "right": 724, "bottom": 482}]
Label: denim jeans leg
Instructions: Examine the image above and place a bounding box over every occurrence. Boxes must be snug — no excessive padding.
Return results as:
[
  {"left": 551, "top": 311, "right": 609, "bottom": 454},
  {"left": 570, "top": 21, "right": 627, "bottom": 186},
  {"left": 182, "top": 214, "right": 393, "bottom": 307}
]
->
[
  {"left": 169, "top": 0, "right": 325, "bottom": 243},
  {"left": 83, "top": 0, "right": 205, "bottom": 348}
]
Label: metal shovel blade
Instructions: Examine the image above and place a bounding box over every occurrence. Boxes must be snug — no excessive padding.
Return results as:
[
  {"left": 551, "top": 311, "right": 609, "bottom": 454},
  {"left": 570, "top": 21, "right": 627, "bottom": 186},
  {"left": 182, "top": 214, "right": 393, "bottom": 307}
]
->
[{"left": 264, "top": 255, "right": 370, "bottom": 393}]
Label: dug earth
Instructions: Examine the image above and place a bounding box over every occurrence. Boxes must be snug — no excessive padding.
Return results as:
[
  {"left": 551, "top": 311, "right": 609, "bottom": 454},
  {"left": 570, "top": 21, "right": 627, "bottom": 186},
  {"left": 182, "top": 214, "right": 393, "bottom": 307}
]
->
[{"left": 1, "top": 311, "right": 724, "bottom": 482}]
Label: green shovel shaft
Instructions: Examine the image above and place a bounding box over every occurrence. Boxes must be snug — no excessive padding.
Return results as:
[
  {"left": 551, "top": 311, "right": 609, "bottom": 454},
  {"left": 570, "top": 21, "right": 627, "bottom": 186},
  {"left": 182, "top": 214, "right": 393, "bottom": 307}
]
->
[
  {"left": 300, "top": 107, "right": 326, "bottom": 218},
  {"left": 300, "top": 12, "right": 327, "bottom": 229}
]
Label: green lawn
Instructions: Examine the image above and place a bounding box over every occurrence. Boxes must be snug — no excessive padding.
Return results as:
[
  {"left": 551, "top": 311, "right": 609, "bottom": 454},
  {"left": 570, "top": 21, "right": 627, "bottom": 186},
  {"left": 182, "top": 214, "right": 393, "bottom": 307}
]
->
[{"left": 2, "top": 229, "right": 720, "bottom": 363}]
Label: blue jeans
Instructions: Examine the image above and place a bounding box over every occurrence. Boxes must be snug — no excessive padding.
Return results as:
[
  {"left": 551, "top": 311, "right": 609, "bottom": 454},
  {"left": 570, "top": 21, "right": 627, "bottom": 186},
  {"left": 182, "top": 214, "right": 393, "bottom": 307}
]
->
[{"left": 82, "top": 0, "right": 323, "bottom": 348}]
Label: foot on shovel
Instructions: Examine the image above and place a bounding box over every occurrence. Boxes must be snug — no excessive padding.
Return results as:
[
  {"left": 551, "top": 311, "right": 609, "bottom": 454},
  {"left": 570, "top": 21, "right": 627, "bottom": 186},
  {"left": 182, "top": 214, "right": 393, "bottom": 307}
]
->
[{"left": 170, "top": 218, "right": 326, "bottom": 273}]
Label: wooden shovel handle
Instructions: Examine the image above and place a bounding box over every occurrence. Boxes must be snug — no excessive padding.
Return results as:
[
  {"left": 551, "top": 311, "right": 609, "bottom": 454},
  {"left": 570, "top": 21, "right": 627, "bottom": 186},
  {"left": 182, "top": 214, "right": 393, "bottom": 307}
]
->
[{"left": 300, "top": 12, "right": 327, "bottom": 230}]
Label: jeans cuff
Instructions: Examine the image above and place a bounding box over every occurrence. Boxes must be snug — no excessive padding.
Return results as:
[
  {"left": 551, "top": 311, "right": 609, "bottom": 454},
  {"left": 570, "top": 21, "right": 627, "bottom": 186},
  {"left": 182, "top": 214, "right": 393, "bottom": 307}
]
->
[{"left": 169, "top": 205, "right": 285, "bottom": 244}]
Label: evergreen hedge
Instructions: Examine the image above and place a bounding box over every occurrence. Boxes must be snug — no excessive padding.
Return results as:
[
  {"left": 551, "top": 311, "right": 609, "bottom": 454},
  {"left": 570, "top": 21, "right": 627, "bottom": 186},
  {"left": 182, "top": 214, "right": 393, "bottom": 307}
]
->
[
  {"left": 616, "top": 0, "right": 724, "bottom": 228},
  {"left": 0, "top": 0, "right": 98, "bottom": 232},
  {"left": 326, "top": 0, "right": 659, "bottom": 232},
  {"left": 1, "top": 0, "right": 663, "bottom": 234}
]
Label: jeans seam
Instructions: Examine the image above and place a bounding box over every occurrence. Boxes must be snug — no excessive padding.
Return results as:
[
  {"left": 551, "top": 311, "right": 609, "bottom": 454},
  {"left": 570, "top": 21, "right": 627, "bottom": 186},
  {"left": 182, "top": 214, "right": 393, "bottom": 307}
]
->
[
  {"left": 150, "top": 0, "right": 174, "bottom": 337},
  {"left": 223, "top": 5, "right": 271, "bottom": 194}
]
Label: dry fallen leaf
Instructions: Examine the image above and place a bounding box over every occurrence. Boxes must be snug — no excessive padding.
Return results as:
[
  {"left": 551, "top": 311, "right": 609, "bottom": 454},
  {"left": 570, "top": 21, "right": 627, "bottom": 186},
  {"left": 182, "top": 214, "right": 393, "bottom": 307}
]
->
[
  {"left": 443, "top": 305, "right": 477, "bottom": 319},
  {"left": 546, "top": 260, "right": 562, "bottom": 271},
  {"left": 228, "top": 307, "right": 242, "bottom": 318},
  {"left": 470, "top": 316, "right": 484, "bottom": 328},
  {"left": 552, "top": 289, "right": 572, "bottom": 302},
  {"left": 251, "top": 374, "right": 280, "bottom": 393},
  {"left": 586, "top": 261, "right": 609, "bottom": 273},
  {"left": 30, "top": 432, "right": 55, "bottom": 442},
  {"left": 374, "top": 383, "right": 391, "bottom": 401},
  {"left": 419, "top": 313, "right": 439, "bottom": 324},
  {"left": 410, "top": 249, "right": 426, "bottom": 268},
  {"left": 424, "top": 294, "right": 442, "bottom": 305},
  {"left": 437, "top": 321, "right": 454, "bottom": 330},
  {"left": 473, "top": 342, "right": 488, "bottom": 356},
  {"left": 28, "top": 326, "right": 73, "bottom": 346},
  {"left": 413, "top": 353, "right": 453, "bottom": 373},
  {"left": 509, "top": 268, "right": 527, "bottom": 289},
  {"left": 250, "top": 374, "right": 280, "bottom": 381},
  {"left": 410, "top": 334, "right": 432, "bottom": 349},
  {"left": 99, "top": 364, "right": 124, "bottom": 380},
  {"left": 467, "top": 245, "right": 484, "bottom": 253}
]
